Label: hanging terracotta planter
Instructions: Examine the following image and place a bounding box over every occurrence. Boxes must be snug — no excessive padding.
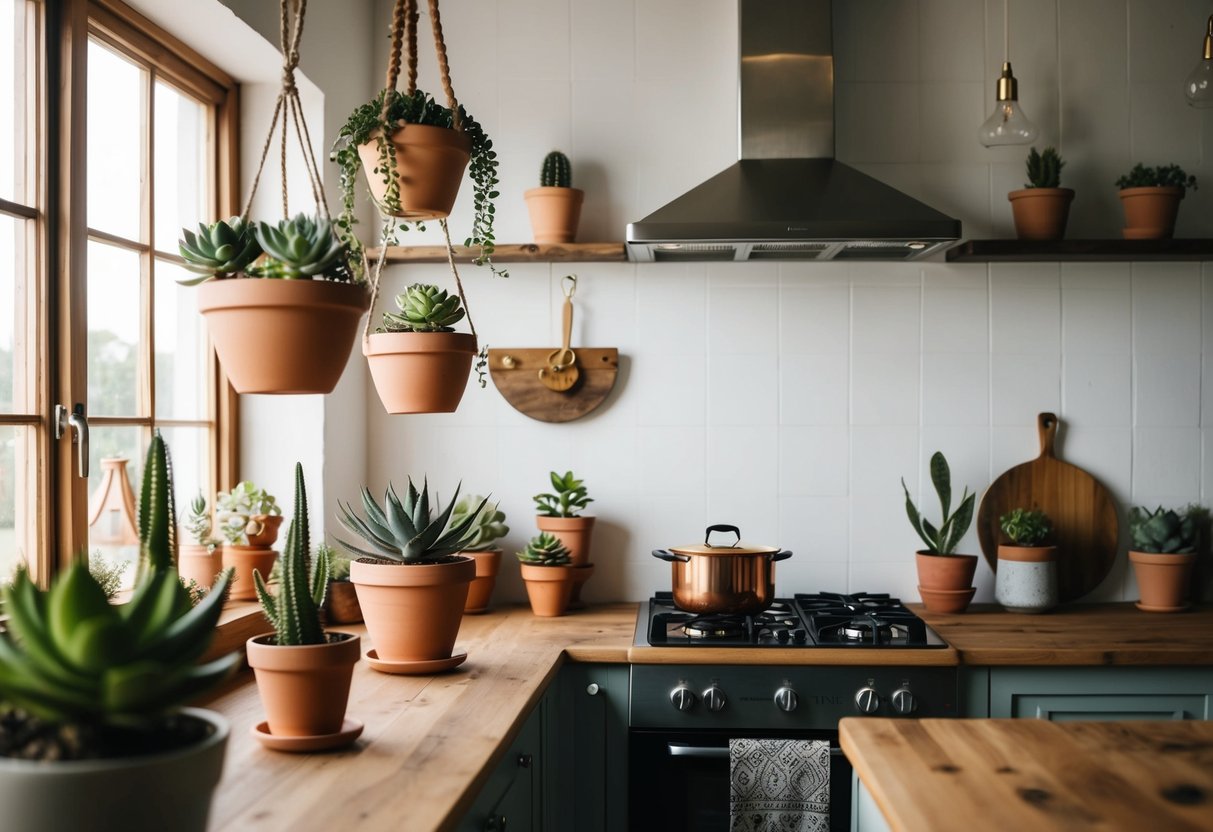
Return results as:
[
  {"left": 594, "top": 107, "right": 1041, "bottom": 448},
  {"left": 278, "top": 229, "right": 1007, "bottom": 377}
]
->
[
  {"left": 357, "top": 124, "right": 471, "bottom": 220},
  {"left": 245, "top": 633, "right": 361, "bottom": 737},
  {"left": 364, "top": 331, "right": 477, "bottom": 414},
  {"left": 221, "top": 545, "right": 278, "bottom": 602},
  {"left": 350, "top": 557, "right": 474, "bottom": 664}
]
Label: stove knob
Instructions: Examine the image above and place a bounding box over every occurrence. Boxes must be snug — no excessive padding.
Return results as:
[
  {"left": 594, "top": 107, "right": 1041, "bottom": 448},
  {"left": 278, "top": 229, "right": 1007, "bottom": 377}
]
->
[
  {"left": 702, "top": 685, "right": 727, "bottom": 712},
  {"left": 854, "top": 686, "right": 881, "bottom": 715},
  {"left": 670, "top": 685, "right": 696, "bottom": 711},
  {"left": 774, "top": 686, "right": 799, "bottom": 713},
  {"left": 891, "top": 687, "right": 918, "bottom": 716}
]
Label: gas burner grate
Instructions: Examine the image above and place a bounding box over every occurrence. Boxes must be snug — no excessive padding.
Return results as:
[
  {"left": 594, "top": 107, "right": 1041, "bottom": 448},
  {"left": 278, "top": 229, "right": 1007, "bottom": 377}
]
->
[
  {"left": 795, "top": 592, "right": 942, "bottom": 647},
  {"left": 647, "top": 593, "right": 808, "bottom": 646}
]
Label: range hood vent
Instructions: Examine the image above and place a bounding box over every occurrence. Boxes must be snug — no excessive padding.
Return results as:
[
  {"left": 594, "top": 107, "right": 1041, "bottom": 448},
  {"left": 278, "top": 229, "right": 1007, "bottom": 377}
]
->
[{"left": 626, "top": 0, "right": 961, "bottom": 263}]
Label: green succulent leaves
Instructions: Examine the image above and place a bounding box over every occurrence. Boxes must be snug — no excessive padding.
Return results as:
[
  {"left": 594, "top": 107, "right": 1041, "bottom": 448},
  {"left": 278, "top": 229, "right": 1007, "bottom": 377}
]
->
[
  {"left": 902, "top": 452, "right": 975, "bottom": 556},
  {"left": 177, "top": 213, "right": 353, "bottom": 284},
  {"left": 136, "top": 432, "right": 178, "bottom": 583},
  {"left": 254, "top": 463, "right": 328, "bottom": 646},
  {"left": 336, "top": 478, "right": 489, "bottom": 564},
  {"left": 533, "top": 470, "right": 593, "bottom": 518},
  {"left": 251, "top": 213, "right": 346, "bottom": 279},
  {"left": 1129, "top": 505, "right": 1206, "bottom": 554},
  {"left": 382, "top": 283, "right": 466, "bottom": 333},
  {"left": 451, "top": 495, "right": 509, "bottom": 552},
  {"left": 1116, "top": 163, "right": 1198, "bottom": 191},
  {"left": 178, "top": 217, "right": 262, "bottom": 283},
  {"left": 1025, "top": 146, "right": 1063, "bottom": 189},
  {"left": 999, "top": 508, "right": 1053, "bottom": 547},
  {"left": 541, "top": 150, "right": 571, "bottom": 188},
  {"left": 517, "top": 532, "right": 571, "bottom": 566}
]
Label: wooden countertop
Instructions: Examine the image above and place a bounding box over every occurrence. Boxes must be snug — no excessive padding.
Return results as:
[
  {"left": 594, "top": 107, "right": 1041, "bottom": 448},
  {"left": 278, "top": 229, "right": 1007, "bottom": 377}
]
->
[
  {"left": 915, "top": 602, "right": 1213, "bottom": 665},
  {"left": 841, "top": 718, "right": 1213, "bottom": 832}
]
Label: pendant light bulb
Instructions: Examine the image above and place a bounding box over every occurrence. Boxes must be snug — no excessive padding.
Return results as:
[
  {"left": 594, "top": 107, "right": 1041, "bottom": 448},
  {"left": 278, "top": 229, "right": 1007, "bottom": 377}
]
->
[
  {"left": 979, "top": 62, "right": 1039, "bottom": 146},
  {"left": 1184, "top": 15, "right": 1213, "bottom": 107}
]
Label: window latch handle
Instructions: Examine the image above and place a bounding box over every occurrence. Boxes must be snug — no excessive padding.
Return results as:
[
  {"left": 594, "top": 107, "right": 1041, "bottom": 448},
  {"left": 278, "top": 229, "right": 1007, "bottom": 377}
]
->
[{"left": 54, "top": 404, "right": 89, "bottom": 478}]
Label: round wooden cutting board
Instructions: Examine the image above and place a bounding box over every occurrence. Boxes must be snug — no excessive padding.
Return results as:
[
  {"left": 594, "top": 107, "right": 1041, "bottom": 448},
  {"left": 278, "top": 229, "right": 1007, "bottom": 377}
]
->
[{"left": 976, "top": 413, "right": 1119, "bottom": 602}]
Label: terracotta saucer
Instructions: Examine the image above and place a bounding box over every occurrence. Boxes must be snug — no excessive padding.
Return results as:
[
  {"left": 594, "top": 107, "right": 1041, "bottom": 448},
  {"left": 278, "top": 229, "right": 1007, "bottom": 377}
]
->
[
  {"left": 365, "top": 649, "right": 468, "bottom": 675},
  {"left": 251, "top": 717, "right": 364, "bottom": 753},
  {"left": 1135, "top": 601, "right": 1191, "bottom": 613}
]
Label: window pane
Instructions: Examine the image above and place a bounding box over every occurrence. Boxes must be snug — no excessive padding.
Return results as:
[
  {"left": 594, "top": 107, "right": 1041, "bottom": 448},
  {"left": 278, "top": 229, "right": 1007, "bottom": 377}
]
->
[
  {"left": 87, "top": 425, "right": 142, "bottom": 591},
  {"left": 0, "top": 213, "right": 33, "bottom": 414},
  {"left": 158, "top": 425, "right": 209, "bottom": 523},
  {"left": 87, "top": 241, "right": 143, "bottom": 416},
  {"left": 153, "top": 82, "right": 208, "bottom": 254},
  {"left": 87, "top": 39, "right": 144, "bottom": 241},
  {"left": 154, "top": 259, "right": 208, "bottom": 419},
  {"left": 0, "top": 0, "right": 29, "bottom": 204},
  {"left": 0, "top": 424, "right": 34, "bottom": 580}
]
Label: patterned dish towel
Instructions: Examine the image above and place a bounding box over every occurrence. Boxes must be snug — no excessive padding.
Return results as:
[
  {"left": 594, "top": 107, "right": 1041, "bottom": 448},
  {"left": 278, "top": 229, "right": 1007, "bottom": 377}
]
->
[{"left": 729, "top": 738, "right": 830, "bottom": 832}]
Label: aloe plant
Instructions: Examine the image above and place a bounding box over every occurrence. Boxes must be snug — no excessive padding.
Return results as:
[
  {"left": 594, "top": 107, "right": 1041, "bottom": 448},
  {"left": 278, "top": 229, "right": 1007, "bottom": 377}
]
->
[
  {"left": 336, "top": 479, "right": 489, "bottom": 564},
  {"left": 901, "top": 452, "right": 975, "bottom": 556},
  {"left": 178, "top": 217, "right": 261, "bottom": 283},
  {"left": 1129, "top": 505, "right": 1203, "bottom": 554},
  {"left": 533, "top": 470, "right": 593, "bottom": 518},
  {"left": 541, "top": 150, "right": 571, "bottom": 188},
  {"left": 517, "top": 532, "right": 572, "bottom": 565},
  {"left": 450, "top": 495, "right": 508, "bottom": 552},
  {"left": 381, "top": 284, "right": 466, "bottom": 333},
  {"left": 1000, "top": 508, "right": 1052, "bottom": 547}
]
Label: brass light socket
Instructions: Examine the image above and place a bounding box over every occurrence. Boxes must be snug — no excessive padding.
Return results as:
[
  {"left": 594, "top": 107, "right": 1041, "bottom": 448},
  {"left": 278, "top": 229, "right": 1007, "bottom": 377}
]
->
[
  {"left": 996, "top": 61, "right": 1019, "bottom": 102},
  {"left": 1203, "top": 14, "right": 1213, "bottom": 61}
]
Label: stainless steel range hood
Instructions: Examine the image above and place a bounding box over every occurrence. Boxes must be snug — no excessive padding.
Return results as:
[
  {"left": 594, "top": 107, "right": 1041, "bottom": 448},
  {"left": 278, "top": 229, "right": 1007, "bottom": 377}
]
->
[{"left": 626, "top": 0, "right": 961, "bottom": 263}]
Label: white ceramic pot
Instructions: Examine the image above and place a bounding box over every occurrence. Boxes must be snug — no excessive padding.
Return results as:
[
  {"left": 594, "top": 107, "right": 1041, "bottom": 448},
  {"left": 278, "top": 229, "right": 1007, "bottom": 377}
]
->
[{"left": 995, "top": 545, "right": 1059, "bottom": 613}]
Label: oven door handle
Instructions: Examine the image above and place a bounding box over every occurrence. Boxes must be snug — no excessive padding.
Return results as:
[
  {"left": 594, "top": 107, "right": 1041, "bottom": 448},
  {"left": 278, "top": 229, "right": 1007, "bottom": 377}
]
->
[{"left": 666, "top": 742, "right": 843, "bottom": 759}]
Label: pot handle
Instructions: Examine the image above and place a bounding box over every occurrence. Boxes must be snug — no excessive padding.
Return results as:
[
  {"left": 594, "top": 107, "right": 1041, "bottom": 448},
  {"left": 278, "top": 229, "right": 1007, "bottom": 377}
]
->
[
  {"left": 704, "top": 524, "right": 742, "bottom": 548},
  {"left": 769, "top": 549, "right": 793, "bottom": 562},
  {"left": 652, "top": 549, "right": 691, "bottom": 563}
]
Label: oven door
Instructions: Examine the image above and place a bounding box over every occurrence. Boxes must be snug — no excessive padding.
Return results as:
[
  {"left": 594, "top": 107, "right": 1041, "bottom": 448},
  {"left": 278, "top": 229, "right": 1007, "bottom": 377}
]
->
[{"left": 628, "top": 728, "right": 851, "bottom": 832}]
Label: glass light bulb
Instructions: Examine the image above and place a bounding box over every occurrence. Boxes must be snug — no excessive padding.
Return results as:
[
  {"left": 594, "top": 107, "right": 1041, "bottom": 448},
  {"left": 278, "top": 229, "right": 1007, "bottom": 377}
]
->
[
  {"left": 1186, "top": 59, "right": 1213, "bottom": 107},
  {"left": 978, "top": 99, "right": 1039, "bottom": 147}
]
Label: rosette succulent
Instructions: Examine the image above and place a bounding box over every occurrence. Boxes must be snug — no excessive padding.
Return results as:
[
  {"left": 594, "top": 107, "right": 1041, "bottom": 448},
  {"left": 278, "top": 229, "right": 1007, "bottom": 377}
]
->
[
  {"left": 381, "top": 284, "right": 466, "bottom": 333},
  {"left": 451, "top": 495, "right": 508, "bottom": 552},
  {"left": 1129, "top": 506, "right": 1201, "bottom": 554},
  {"left": 517, "top": 532, "right": 571, "bottom": 566},
  {"left": 250, "top": 213, "right": 348, "bottom": 280},
  {"left": 178, "top": 216, "right": 262, "bottom": 283},
  {"left": 336, "top": 478, "right": 489, "bottom": 564}
]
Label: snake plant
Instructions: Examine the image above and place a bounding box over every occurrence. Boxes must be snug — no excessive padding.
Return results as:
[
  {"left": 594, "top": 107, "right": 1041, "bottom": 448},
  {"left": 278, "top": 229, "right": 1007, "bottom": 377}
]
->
[
  {"left": 336, "top": 479, "right": 488, "bottom": 564},
  {"left": 901, "top": 452, "right": 975, "bottom": 556},
  {"left": 254, "top": 463, "right": 328, "bottom": 646}
]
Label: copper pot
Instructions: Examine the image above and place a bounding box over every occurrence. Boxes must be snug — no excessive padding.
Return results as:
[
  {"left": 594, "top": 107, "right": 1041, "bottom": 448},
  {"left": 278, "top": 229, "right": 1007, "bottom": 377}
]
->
[{"left": 652, "top": 525, "right": 792, "bottom": 615}]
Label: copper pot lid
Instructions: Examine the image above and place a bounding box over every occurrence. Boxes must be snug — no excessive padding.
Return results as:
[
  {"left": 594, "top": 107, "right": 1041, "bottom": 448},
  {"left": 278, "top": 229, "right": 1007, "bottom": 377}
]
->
[{"left": 667, "top": 524, "right": 781, "bottom": 557}]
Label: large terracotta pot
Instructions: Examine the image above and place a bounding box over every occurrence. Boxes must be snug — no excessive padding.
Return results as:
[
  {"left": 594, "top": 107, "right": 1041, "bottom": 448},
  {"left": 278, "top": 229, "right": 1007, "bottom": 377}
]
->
[
  {"left": 1129, "top": 550, "right": 1196, "bottom": 612},
  {"left": 915, "top": 551, "right": 978, "bottom": 613},
  {"left": 364, "top": 331, "right": 477, "bottom": 415},
  {"left": 221, "top": 545, "right": 278, "bottom": 602},
  {"left": 245, "top": 515, "right": 283, "bottom": 548},
  {"left": 350, "top": 557, "right": 475, "bottom": 663},
  {"left": 536, "top": 515, "right": 596, "bottom": 566},
  {"left": 520, "top": 564, "right": 575, "bottom": 617},
  {"left": 995, "top": 545, "right": 1058, "bottom": 614},
  {"left": 357, "top": 123, "right": 471, "bottom": 220},
  {"left": 178, "top": 543, "right": 221, "bottom": 589},
  {"left": 523, "top": 186, "right": 584, "bottom": 244},
  {"left": 245, "top": 633, "right": 361, "bottom": 737},
  {"left": 324, "top": 581, "right": 364, "bottom": 625},
  {"left": 197, "top": 279, "right": 369, "bottom": 394},
  {"left": 462, "top": 549, "right": 503, "bottom": 614},
  {"left": 1119, "top": 186, "right": 1184, "bottom": 239},
  {"left": 1008, "top": 188, "right": 1074, "bottom": 240}
]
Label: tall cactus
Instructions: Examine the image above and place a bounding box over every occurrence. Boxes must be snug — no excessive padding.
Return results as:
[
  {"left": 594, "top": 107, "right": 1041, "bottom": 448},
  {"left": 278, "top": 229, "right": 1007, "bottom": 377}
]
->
[
  {"left": 540, "top": 150, "right": 571, "bottom": 188},
  {"left": 253, "top": 463, "right": 328, "bottom": 646},
  {"left": 1025, "top": 146, "right": 1063, "bottom": 189},
  {"left": 136, "top": 431, "right": 178, "bottom": 583}
]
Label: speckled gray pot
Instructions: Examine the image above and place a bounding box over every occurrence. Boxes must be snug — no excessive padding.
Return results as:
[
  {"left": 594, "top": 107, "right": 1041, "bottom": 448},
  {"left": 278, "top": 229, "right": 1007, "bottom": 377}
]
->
[{"left": 996, "top": 545, "right": 1059, "bottom": 613}]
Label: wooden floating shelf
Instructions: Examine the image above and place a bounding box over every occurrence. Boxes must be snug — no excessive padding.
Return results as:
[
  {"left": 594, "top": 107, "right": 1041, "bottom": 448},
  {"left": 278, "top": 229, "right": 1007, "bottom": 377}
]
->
[
  {"left": 947, "top": 238, "right": 1213, "bottom": 262},
  {"left": 366, "top": 242, "right": 628, "bottom": 264}
]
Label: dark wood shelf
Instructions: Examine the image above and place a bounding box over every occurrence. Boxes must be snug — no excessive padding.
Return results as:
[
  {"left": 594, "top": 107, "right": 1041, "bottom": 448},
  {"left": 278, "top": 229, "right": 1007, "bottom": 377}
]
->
[
  {"left": 366, "top": 242, "right": 627, "bottom": 264},
  {"left": 946, "top": 238, "right": 1213, "bottom": 262}
]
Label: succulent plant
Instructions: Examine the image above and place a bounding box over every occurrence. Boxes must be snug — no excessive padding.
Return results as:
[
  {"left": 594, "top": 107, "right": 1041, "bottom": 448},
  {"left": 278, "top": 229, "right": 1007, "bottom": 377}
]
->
[
  {"left": 178, "top": 217, "right": 262, "bottom": 283},
  {"left": 901, "top": 452, "right": 975, "bottom": 556},
  {"left": 534, "top": 470, "right": 593, "bottom": 518},
  {"left": 216, "top": 481, "right": 280, "bottom": 545},
  {"left": 135, "top": 432, "right": 179, "bottom": 583},
  {"left": 541, "top": 150, "right": 571, "bottom": 188},
  {"left": 451, "top": 495, "right": 508, "bottom": 552},
  {"left": 250, "top": 213, "right": 348, "bottom": 280},
  {"left": 1025, "top": 146, "right": 1063, "bottom": 189},
  {"left": 88, "top": 552, "right": 129, "bottom": 601},
  {"left": 1000, "top": 508, "right": 1052, "bottom": 547},
  {"left": 325, "top": 545, "right": 352, "bottom": 582},
  {"left": 1129, "top": 505, "right": 1202, "bottom": 554},
  {"left": 381, "top": 284, "right": 466, "bottom": 333},
  {"left": 253, "top": 463, "right": 328, "bottom": 646},
  {"left": 517, "top": 532, "right": 571, "bottom": 566},
  {"left": 184, "top": 492, "right": 214, "bottom": 546},
  {"left": 336, "top": 479, "right": 489, "bottom": 564},
  {"left": 1116, "top": 163, "right": 1198, "bottom": 191}
]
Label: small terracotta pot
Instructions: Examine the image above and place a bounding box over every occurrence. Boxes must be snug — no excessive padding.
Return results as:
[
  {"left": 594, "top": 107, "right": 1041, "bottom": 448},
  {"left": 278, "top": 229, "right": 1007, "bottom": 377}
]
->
[
  {"left": 568, "top": 562, "right": 595, "bottom": 609},
  {"left": 245, "top": 515, "right": 284, "bottom": 548},
  {"left": 1008, "top": 188, "right": 1074, "bottom": 240},
  {"left": 221, "top": 545, "right": 278, "bottom": 602},
  {"left": 364, "top": 331, "right": 477, "bottom": 415},
  {"left": 245, "top": 632, "right": 361, "bottom": 737},
  {"left": 520, "top": 564, "right": 575, "bottom": 617},
  {"left": 357, "top": 123, "right": 471, "bottom": 220},
  {"left": 536, "top": 515, "right": 596, "bottom": 566},
  {"left": 915, "top": 552, "right": 978, "bottom": 613},
  {"left": 178, "top": 543, "right": 221, "bottom": 589},
  {"left": 462, "top": 549, "right": 503, "bottom": 614},
  {"left": 1129, "top": 550, "right": 1196, "bottom": 612},
  {"left": 917, "top": 585, "right": 977, "bottom": 615},
  {"left": 1119, "top": 186, "right": 1184, "bottom": 239},
  {"left": 197, "top": 279, "right": 369, "bottom": 395},
  {"left": 995, "top": 545, "right": 1059, "bottom": 614},
  {"left": 351, "top": 557, "right": 475, "bottom": 663},
  {"left": 324, "top": 581, "right": 364, "bottom": 625},
  {"left": 523, "top": 186, "right": 584, "bottom": 244}
]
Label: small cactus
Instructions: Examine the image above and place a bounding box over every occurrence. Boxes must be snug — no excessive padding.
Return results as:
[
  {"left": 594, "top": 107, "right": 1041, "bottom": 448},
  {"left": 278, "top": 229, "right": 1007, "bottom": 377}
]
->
[
  {"left": 1025, "top": 147, "right": 1063, "bottom": 189},
  {"left": 136, "top": 432, "right": 178, "bottom": 583},
  {"left": 540, "top": 151, "right": 571, "bottom": 188},
  {"left": 517, "top": 532, "right": 571, "bottom": 566}
]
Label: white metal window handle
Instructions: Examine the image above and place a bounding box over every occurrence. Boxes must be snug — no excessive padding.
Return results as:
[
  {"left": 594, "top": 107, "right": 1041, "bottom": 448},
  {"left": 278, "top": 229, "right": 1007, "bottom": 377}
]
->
[{"left": 54, "top": 403, "right": 89, "bottom": 478}]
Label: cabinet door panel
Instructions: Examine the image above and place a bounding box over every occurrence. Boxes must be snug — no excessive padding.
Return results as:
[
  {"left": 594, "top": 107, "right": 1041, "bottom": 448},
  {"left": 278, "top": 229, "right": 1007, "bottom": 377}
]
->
[
  {"left": 990, "top": 668, "right": 1213, "bottom": 721},
  {"left": 459, "top": 704, "right": 541, "bottom": 832}
]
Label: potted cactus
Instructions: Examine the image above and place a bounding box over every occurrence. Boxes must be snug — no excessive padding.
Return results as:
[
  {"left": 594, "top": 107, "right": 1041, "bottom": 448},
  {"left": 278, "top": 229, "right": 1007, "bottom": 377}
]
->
[
  {"left": 216, "top": 480, "right": 281, "bottom": 602},
  {"left": 180, "top": 213, "right": 370, "bottom": 394},
  {"left": 179, "top": 491, "right": 221, "bottom": 588},
  {"left": 1115, "top": 163, "right": 1198, "bottom": 239},
  {"left": 1128, "top": 505, "right": 1207, "bottom": 612},
  {"left": 336, "top": 479, "right": 488, "bottom": 674},
  {"left": 0, "top": 434, "right": 239, "bottom": 832},
  {"left": 517, "top": 532, "right": 575, "bottom": 617},
  {"left": 1008, "top": 147, "right": 1073, "bottom": 241},
  {"left": 995, "top": 508, "right": 1058, "bottom": 613},
  {"left": 322, "top": 547, "right": 363, "bottom": 625},
  {"left": 524, "top": 150, "right": 584, "bottom": 244},
  {"left": 247, "top": 464, "right": 361, "bottom": 749},
  {"left": 451, "top": 494, "right": 509, "bottom": 614},
  {"left": 903, "top": 452, "right": 979, "bottom": 613}
]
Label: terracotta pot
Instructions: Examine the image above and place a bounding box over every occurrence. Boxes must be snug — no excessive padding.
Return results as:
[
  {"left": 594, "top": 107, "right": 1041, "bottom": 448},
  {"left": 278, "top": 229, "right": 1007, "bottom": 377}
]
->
[
  {"left": 568, "top": 562, "right": 595, "bottom": 608},
  {"left": 917, "top": 585, "right": 977, "bottom": 615},
  {"left": 523, "top": 186, "right": 585, "bottom": 244},
  {"left": 520, "top": 563, "right": 575, "bottom": 617},
  {"left": 324, "top": 581, "right": 364, "bottom": 625},
  {"left": 462, "top": 549, "right": 503, "bottom": 614},
  {"left": 221, "top": 545, "right": 278, "bottom": 602},
  {"left": 178, "top": 543, "right": 221, "bottom": 589},
  {"left": 350, "top": 557, "right": 475, "bottom": 663},
  {"left": 1008, "top": 188, "right": 1074, "bottom": 240},
  {"left": 1119, "top": 186, "right": 1184, "bottom": 239},
  {"left": 246, "top": 633, "right": 360, "bottom": 737},
  {"left": 915, "top": 552, "right": 978, "bottom": 613},
  {"left": 536, "top": 515, "right": 596, "bottom": 566},
  {"left": 364, "top": 331, "right": 477, "bottom": 415},
  {"left": 245, "top": 515, "right": 284, "bottom": 548},
  {"left": 197, "top": 279, "right": 369, "bottom": 395},
  {"left": 1129, "top": 550, "right": 1196, "bottom": 612},
  {"left": 357, "top": 123, "right": 471, "bottom": 220},
  {"left": 995, "top": 545, "right": 1059, "bottom": 614}
]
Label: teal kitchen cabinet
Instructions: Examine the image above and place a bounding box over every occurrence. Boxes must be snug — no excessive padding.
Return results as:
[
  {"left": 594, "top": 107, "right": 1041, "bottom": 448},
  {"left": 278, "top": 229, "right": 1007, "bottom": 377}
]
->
[
  {"left": 985, "top": 667, "right": 1213, "bottom": 720},
  {"left": 459, "top": 696, "right": 545, "bottom": 832}
]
